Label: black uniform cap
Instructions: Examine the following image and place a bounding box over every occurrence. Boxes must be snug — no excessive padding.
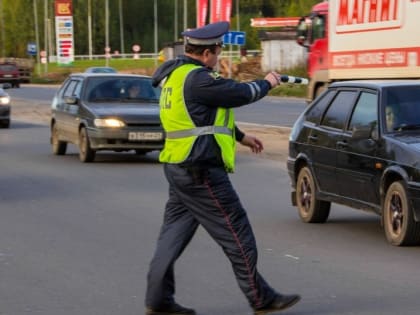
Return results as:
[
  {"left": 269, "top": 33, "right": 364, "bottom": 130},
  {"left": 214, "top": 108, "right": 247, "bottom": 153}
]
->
[{"left": 182, "top": 21, "right": 230, "bottom": 46}]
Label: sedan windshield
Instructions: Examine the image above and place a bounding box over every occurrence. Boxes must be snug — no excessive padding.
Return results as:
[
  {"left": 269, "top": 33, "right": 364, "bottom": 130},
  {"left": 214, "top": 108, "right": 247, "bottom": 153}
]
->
[
  {"left": 384, "top": 86, "right": 420, "bottom": 132},
  {"left": 86, "top": 77, "right": 161, "bottom": 103}
]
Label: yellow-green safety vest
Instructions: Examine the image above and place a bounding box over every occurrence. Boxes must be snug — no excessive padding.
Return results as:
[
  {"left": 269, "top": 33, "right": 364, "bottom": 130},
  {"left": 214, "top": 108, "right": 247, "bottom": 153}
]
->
[{"left": 159, "top": 63, "right": 236, "bottom": 172}]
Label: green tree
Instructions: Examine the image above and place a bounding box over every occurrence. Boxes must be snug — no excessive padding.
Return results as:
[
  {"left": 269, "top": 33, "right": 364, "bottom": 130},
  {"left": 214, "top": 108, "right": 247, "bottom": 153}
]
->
[
  {"left": 3, "top": 0, "right": 36, "bottom": 57},
  {"left": 0, "top": 0, "right": 324, "bottom": 58}
]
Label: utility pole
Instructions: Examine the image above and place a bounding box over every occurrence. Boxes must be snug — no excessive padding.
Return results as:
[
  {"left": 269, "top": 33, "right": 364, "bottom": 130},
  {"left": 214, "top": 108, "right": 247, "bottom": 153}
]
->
[
  {"left": 236, "top": 0, "right": 240, "bottom": 31},
  {"left": 33, "top": 0, "right": 41, "bottom": 75},
  {"left": 88, "top": 0, "right": 92, "bottom": 59},
  {"left": 44, "top": 0, "right": 48, "bottom": 73},
  {"left": 183, "top": 0, "right": 187, "bottom": 30},
  {"left": 48, "top": 18, "right": 53, "bottom": 60},
  {"left": 174, "top": 0, "right": 178, "bottom": 41},
  {"left": 154, "top": 0, "right": 158, "bottom": 67},
  {"left": 119, "top": 0, "right": 125, "bottom": 55},
  {"left": 105, "top": 0, "right": 109, "bottom": 66}
]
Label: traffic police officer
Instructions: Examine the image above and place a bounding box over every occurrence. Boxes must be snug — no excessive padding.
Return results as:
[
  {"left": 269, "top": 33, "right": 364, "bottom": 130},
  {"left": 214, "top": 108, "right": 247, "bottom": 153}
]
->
[{"left": 145, "top": 21, "right": 301, "bottom": 315}]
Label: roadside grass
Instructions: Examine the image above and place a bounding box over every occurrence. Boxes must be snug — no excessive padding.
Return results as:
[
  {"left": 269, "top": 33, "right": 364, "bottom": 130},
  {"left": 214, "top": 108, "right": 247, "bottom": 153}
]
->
[
  {"left": 31, "top": 58, "right": 159, "bottom": 84},
  {"left": 31, "top": 58, "right": 308, "bottom": 98},
  {"left": 46, "top": 58, "right": 157, "bottom": 72},
  {"left": 268, "top": 63, "right": 308, "bottom": 98}
]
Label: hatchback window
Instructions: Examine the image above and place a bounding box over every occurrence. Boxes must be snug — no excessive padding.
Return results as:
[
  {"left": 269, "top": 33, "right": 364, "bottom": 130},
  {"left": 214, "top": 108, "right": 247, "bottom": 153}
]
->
[
  {"left": 383, "top": 86, "right": 420, "bottom": 132},
  {"left": 348, "top": 92, "right": 378, "bottom": 132},
  {"left": 86, "top": 77, "right": 160, "bottom": 102},
  {"left": 321, "top": 90, "right": 357, "bottom": 130},
  {"left": 306, "top": 90, "right": 336, "bottom": 124},
  {"left": 63, "top": 80, "right": 80, "bottom": 97}
]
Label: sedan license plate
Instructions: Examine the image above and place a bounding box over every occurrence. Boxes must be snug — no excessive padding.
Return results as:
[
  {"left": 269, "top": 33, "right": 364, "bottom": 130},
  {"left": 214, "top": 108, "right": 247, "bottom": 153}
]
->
[
  {"left": 128, "top": 131, "right": 163, "bottom": 141},
  {"left": 3, "top": 74, "right": 12, "bottom": 78}
]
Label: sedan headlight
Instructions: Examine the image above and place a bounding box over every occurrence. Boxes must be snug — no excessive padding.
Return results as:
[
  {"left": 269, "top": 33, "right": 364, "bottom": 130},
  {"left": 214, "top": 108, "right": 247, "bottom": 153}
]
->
[
  {"left": 94, "top": 118, "right": 126, "bottom": 128},
  {"left": 0, "top": 96, "right": 10, "bottom": 105}
]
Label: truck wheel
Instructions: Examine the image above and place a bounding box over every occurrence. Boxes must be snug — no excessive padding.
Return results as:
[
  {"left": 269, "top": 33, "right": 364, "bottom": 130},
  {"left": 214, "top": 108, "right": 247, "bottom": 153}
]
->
[
  {"left": 51, "top": 123, "right": 67, "bottom": 155},
  {"left": 383, "top": 181, "right": 420, "bottom": 246},
  {"left": 79, "top": 127, "right": 95, "bottom": 163},
  {"left": 296, "top": 166, "right": 330, "bottom": 223}
]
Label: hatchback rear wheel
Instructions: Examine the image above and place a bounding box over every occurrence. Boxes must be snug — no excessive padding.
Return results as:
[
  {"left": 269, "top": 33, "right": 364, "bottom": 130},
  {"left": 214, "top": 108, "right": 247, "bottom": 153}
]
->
[
  {"left": 383, "top": 181, "right": 420, "bottom": 246},
  {"left": 296, "top": 166, "right": 331, "bottom": 223},
  {"left": 79, "top": 127, "right": 95, "bottom": 162}
]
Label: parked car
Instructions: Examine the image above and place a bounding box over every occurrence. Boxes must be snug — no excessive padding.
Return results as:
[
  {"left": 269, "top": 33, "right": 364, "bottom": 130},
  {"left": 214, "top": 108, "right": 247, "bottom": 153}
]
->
[
  {"left": 84, "top": 66, "right": 117, "bottom": 73},
  {"left": 50, "top": 73, "right": 164, "bottom": 162},
  {"left": 288, "top": 80, "right": 420, "bottom": 246},
  {"left": 0, "top": 63, "right": 20, "bottom": 88},
  {"left": 0, "top": 84, "right": 11, "bottom": 128}
]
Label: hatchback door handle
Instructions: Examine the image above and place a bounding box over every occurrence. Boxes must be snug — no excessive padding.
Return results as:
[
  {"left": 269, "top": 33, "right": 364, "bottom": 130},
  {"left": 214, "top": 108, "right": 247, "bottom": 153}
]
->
[{"left": 308, "top": 135, "right": 318, "bottom": 141}]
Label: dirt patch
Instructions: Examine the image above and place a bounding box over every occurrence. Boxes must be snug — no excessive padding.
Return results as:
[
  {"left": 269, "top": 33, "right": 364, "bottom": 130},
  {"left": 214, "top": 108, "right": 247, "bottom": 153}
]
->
[
  {"left": 11, "top": 98, "right": 290, "bottom": 162},
  {"left": 236, "top": 123, "right": 290, "bottom": 162},
  {"left": 12, "top": 99, "right": 51, "bottom": 124}
]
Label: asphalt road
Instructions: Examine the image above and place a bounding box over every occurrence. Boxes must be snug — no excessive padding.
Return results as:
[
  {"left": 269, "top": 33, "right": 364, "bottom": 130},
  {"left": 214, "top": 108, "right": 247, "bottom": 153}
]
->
[{"left": 2, "top": 120, "right": 420, "bottom": 315}]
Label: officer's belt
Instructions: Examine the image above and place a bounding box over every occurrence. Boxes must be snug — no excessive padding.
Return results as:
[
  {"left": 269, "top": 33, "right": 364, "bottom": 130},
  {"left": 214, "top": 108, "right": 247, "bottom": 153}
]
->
[{"left": 166, "top": 126, "right": 232, "bottom": 139}]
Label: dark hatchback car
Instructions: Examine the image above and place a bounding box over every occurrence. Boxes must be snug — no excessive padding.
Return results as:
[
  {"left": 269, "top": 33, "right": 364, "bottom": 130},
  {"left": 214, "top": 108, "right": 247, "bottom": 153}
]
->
[
  {"left": 288, "top": 80, "right": 420, "bottom": 246},
  {"left": 0, "top": 63, "right": 20, "bottom": 88},
  {"left": 50, "top": 73, "right": 164, "bottom": 162}
]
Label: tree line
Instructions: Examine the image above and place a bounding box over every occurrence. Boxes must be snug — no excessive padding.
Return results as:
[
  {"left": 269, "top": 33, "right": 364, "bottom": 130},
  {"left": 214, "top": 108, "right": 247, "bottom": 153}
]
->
[{"left": 0, "top": 0, "right": 321, "bottom": 58}]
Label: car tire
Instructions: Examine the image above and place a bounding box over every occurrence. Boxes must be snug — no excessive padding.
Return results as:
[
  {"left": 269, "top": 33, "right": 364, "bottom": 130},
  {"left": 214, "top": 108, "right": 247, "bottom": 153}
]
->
[
  {"left": 79, "top": 127, "right": 96, "bottom": 163},
  {"left": 0, "top": 119, "right": 10, "bottom": 128},
  {"left": 296, "top": 166, "right": 331, "bottom": 223},
  {"left": 51, "top": 124, "right": 67, "bottom": 155},
  {"left": 134, "top": 149, "right": 148, "bottom": 155},
  {"left": 383, "top": 181, "right": 420, "bottom": 246}
]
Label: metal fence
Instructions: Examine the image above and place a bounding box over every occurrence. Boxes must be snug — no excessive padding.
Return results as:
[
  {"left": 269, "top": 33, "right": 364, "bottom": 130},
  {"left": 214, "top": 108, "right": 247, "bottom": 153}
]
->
[{"left": 71, "top": 50, "right": 261, "bottom": 61}]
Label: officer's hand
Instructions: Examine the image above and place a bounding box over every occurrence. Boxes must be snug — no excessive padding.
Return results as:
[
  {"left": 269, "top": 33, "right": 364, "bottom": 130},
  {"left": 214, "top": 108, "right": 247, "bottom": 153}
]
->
[
  {"left": 264, "top": 71, "right": 281, "bottom": 88},
  {"left": 240, "top": 135, "right": 264, "bottom": 154}
]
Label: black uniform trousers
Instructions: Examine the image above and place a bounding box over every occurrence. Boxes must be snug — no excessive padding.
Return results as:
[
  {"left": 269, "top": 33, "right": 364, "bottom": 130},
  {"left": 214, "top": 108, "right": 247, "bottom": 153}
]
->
[{"left": 145, "top": 163, "right": 277, "bottom": 309}]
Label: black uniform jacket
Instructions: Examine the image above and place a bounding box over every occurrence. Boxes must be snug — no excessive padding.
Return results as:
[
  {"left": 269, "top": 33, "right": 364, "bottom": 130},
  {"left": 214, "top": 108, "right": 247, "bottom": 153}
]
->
[{"left": 152, "top": 55, "right": 272, "bottom": 169}]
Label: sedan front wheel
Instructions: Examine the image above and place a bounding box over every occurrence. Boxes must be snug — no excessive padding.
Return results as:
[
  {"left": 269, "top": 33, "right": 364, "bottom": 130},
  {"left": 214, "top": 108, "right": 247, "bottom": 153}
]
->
[
  {"left": 79, "top": 127, "right": 96, "bottom": 163},
  {"left": 296, "top": 166, "right": 331, "bottom": 223},
  {"left": 383, "top": 181, "right": 420, "bottom": 246},
  {"left": 51, "top": 123, "right": 67, "bottom": 155}
]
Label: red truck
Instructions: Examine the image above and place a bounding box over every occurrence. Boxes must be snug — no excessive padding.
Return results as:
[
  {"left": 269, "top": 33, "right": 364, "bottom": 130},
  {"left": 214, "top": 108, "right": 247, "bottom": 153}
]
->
[{"left": 297, "top": 0, "right": 420, "bottom": 101}]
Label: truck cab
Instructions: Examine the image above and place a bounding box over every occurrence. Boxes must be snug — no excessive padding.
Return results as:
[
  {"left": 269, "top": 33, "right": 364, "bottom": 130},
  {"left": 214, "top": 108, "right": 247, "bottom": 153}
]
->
[
  {"left": 296, "top": 1, "right": 329, "bottom": 101},
  {"left": 297, "top": 0, "right": 420, "bottom": 102}
]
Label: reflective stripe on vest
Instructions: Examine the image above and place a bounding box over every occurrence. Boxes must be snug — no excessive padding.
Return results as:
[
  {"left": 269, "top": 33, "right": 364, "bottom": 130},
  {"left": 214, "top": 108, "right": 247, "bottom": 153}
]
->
[
  {"left": 166, "top": 125, "right": 232, "bottom": 139},
  {"left": 159, "top": 64, "right": 236, "bottom": 172}
]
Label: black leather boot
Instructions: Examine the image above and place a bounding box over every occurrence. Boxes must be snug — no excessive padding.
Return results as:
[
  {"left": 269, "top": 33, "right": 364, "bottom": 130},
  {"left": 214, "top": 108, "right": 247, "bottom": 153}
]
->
[
  {"left": 146, "top": 302, "right": 196, "bottom": 315},
  {"left": 254, "top": 294, "right": 301, "bottom": 314}
]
